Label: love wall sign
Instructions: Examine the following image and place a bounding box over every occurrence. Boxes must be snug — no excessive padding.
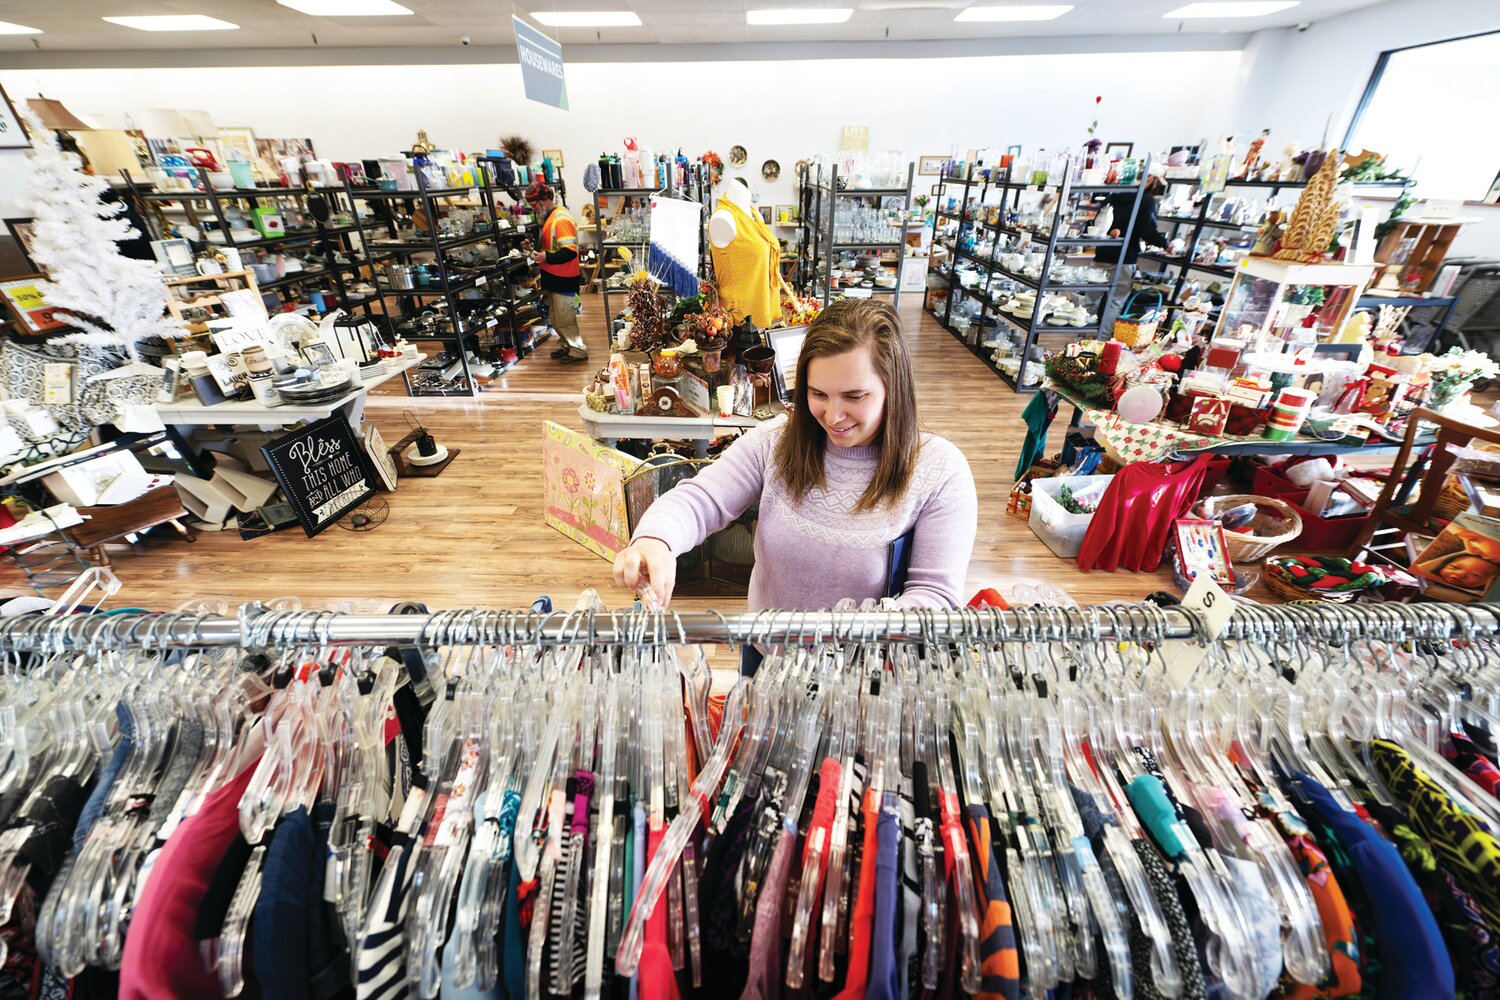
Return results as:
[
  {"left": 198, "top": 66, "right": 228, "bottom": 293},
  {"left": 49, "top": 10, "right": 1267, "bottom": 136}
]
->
[{"left": 261, "top": 414, "right": 377, "bottom": 537}]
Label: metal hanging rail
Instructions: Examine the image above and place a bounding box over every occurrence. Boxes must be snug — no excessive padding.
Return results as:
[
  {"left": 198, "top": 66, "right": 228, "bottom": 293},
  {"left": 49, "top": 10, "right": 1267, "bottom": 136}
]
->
[{"left": 0, "top": 602, "right": 1495, "bottom": 653}]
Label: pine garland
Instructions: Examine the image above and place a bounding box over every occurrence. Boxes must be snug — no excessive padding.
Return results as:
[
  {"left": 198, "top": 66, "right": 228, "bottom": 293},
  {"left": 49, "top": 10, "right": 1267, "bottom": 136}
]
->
[{"left": 21, "top": 109, "right": 183, "bottom": 359}]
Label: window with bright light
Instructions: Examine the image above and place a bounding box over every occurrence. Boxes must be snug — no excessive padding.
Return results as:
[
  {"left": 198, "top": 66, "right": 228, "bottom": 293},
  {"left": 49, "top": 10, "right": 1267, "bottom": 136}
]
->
[{"left": 1345, "top": 30, "right": 1500, "bottom": 201}]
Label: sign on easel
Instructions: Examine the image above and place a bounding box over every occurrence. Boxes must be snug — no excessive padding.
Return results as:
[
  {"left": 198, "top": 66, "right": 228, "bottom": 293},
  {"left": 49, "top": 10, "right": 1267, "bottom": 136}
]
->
[{"left": 261, "top": 415, "right": 377, "bottom": 537}]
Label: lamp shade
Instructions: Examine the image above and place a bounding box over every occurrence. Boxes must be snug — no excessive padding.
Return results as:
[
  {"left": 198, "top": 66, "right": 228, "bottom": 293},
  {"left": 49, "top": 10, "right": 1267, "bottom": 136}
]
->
[
  {"left": 134, "top": 108, "right": 191, "bottom": 138},
  {"left": 26, "top": 97, "right": 90, "bottom": 131},
  {"left": 180, "top": 109, "right": 216, "bottom": 137},
  {"left": 73, "top": 130, "right": 145, "bottom": 180}
]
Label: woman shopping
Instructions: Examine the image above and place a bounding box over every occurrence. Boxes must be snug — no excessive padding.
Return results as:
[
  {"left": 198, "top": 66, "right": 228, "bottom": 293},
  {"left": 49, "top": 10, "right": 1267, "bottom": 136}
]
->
[{"left": 613, "top": 298, "right": 978, "bottom": 613}]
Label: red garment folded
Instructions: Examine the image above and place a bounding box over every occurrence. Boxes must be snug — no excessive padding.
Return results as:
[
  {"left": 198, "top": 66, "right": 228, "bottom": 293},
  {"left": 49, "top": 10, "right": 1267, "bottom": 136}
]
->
[{"left": 1077, "top": 455, "right": 1214, "bottom": 572}]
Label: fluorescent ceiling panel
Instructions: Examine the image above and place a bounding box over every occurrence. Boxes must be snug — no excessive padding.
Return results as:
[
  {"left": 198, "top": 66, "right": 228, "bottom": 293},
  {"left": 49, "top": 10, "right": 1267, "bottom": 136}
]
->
[
  {"left": 101, "top": 15, "right": 240, "bottom": 31},
  {"left": 746, "top": 8, "right": 854, "bottom": 24},
  {"left": 277, "top": 0, "right": 414, "bottom": 14},
  {"left": 530, "top": 11, "right": 643, "bottom": 26},
  {"left": 0, "top": 20, "right": 42, "bottom": 34},
  {"left": 955, "top": 4, "right": 1073, "bottom": 21},
  {"left": 1163, "top": 1, "right": 1298, "bottom": 17}
]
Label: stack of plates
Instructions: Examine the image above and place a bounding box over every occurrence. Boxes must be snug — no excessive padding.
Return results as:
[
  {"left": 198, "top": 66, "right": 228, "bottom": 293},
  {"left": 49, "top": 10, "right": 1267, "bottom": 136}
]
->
[{"left": 272, "top": 368, "right": 353, "bottom": 405}]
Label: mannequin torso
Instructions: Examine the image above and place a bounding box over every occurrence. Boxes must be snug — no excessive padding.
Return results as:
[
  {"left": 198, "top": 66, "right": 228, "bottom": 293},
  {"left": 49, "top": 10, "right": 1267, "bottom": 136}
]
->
[{"left": 709, "top": 180, "right": 755, "bottom": 249}]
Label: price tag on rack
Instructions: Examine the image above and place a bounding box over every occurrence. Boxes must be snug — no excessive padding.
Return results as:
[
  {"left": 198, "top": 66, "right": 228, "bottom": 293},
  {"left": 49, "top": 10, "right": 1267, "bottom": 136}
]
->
[
  {"left": 1162, "top": 575, "right": 1233, "bottom": 689},
  {"left": 476, "top": 275, "right": 487, "bottom": 287}
]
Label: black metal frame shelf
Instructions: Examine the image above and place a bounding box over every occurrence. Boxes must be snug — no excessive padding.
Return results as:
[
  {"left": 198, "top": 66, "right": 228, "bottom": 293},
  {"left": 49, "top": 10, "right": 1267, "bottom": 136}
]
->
[
  {"left": 928, "top": 154, "right": 1148, "bottom": 393},
  {"left": 801, "top": 162, "right": 915, "bottom": 307},
  {"left": 345, "top": 160, "right": 537, "bottom": 396},
  {"left": 124, "top": 165, "right": 399, "bottom": 339}
]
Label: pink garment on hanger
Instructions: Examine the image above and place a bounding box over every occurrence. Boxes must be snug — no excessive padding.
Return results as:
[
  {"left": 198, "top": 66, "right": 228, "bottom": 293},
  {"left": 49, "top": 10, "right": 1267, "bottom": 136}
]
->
[
  {"left": 638, "top": 820, "right": 682, "bottom": 1000},
  {"left": 119, "top": 755, "right": 262, "bottom": 1000},
  {"left": 1076, "top": 455, "right": 1214, "bottom": 572}
]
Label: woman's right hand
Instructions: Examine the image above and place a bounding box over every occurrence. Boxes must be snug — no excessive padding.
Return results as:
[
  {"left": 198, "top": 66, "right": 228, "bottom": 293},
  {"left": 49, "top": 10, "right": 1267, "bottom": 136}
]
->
[{"left": 612, "top": 537, "right": 677, "bottom": 607}]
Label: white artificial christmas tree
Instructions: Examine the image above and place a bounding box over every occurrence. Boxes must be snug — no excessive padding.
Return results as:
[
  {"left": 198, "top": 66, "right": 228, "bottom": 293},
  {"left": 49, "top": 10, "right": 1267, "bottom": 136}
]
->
[{"left": 22, "top": 109, "right": 182, "bottom": 359}]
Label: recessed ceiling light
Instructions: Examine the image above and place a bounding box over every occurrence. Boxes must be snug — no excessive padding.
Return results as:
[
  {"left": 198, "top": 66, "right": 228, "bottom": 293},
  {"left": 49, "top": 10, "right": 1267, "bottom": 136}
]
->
[
  {"left": 530, "top": 10, "right": 642, "bottom": 26},
  {"left": 1163, "top": 1, "right": 1298, "bottom": 17},
  {"left": 0, "top": 20, "right": 42, "bottom": 34},
  {"left": 747, "top": 8, "right": 854, "bottom": 25},
  {"left": 955, "top": 4, "right": 1074, "bottom": 21},
  {"left": 277, "top": 0, "right": 413, "bottom": 14},
  {"left": 102, "top": 15, "right": 240, "bottom": 31}
]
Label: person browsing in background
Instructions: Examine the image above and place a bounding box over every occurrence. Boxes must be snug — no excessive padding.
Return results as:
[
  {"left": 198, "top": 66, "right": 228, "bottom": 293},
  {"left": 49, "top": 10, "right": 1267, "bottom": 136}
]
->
[
  {"left": 614, "top": 298, "right": 979, "bottom": 618},
  {"left": 1095, "top": 172, "right": 1168, "bottom": 268},
  {"left": 525, "top": 180, "right": 587, "bottom": 365}
]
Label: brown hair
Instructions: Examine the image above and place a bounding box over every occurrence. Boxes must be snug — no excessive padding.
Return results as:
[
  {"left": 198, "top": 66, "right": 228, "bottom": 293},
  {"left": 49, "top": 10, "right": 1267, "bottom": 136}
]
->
[{"left": 772, "top": 298, "right": 920, "bottom": 512}]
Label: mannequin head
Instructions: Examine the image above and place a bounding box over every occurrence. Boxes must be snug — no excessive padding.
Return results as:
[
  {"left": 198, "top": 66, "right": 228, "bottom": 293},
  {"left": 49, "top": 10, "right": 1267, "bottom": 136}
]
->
[
  {"left": 773, "top": 298, "right": 919, "bottom": 511},
  {"left": 725, "top": 177, "right": 752, "bottom": 208}
]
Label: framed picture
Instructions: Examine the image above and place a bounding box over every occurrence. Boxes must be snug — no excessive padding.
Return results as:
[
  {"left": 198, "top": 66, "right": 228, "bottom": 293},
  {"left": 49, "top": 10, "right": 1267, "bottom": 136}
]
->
[
  {"left": 767, "top": 324, "right": 807, "bottom": 405},
  {"left": 917, "top": 155, "right": 946, "bottom": 176},
  {"left": 541, "top": 149, "right": 564, "bottom": 167},
  {"left": 1106, "top": 142, "right": 1135, "bottom": 158},
  {"left": 930, "top": 183, "right": 942, "bottom": 196},
  {"left": 757, "top": 205, "right": 773, "bottom": 225},
  {"left": 4, "top": 218, "right": 37, "bottom": 273},
  {"left": 0, "top": 85, "right": 30, "bottom": 150},
  {"left": 774, "top": 205, "right": 797, "bottom": 224},
  {"left": 0, "top": 274, "right": 75, "bottom": 335},
  {"left": 302, "top": 341, "right": 336, "bottom": 368},
  {"left": 1006, "top": 144, "right": 1022, "bottom": 158},
  {"left": 217, "top": 125, "right": 258, "bottom": 162},
  {"left": 362, "top": 424, "right": 398, "bottom": 492},
  {"left": 260, "top": 414, "right": 377, "bottom": 538}
]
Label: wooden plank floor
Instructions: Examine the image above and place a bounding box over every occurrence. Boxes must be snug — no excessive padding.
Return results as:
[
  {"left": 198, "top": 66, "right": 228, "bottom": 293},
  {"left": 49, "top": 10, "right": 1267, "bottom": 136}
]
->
[{"left": 0, "top": 295, "right": 1179, "bottom": 613}]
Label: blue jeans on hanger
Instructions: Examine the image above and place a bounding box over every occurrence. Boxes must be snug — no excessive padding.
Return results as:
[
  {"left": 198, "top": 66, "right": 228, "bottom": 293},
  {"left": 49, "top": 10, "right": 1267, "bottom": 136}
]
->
[{"left": 739, "top": 530, "right": 913, "bottom": 676}]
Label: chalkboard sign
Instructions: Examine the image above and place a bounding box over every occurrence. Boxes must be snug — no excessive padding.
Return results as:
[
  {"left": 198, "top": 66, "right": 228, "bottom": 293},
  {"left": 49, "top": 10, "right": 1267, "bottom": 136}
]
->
[{"left": 261, "top": 414, "right": 378, "bottom": 537}]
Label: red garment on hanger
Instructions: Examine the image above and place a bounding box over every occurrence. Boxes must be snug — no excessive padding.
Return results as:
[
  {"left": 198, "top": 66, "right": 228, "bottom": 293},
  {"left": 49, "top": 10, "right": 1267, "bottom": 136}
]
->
[
  {"left": 1076, "top": 455, "right": 1214, "bottom": 572},
  {"left": 119, "top": 755, "right": 262, "bottom": 1000},
  {"left": 639, "top": 820, "right": 682, "bottom": 1000}
]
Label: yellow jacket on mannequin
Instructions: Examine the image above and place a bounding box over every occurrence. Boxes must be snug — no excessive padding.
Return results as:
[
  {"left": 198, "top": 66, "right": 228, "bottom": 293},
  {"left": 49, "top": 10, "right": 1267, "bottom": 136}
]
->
[{"left": 709, "top": 196, "right": 781, "bottom": 328}]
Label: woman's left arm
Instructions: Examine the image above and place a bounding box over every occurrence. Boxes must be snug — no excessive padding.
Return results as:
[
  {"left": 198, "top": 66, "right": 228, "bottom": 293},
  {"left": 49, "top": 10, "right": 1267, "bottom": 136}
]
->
[{"left": 890, "top": 443, "right": 979, "bottom": 608}]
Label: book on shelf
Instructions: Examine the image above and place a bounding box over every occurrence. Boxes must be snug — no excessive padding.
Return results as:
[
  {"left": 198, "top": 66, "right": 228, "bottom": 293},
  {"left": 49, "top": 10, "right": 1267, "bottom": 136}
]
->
[
  {"left": 1409, "top": 511, "right": 1500, "bottom": 602},
  {"left": 1458, "top": 474, "right": 1500, "bottom": 518}
]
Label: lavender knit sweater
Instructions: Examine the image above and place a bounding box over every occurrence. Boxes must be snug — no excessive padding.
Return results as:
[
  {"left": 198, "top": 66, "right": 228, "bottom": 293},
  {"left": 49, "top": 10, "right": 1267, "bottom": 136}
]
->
[{"left": 633, "top": 416, "right": 978, "bottom": 610}]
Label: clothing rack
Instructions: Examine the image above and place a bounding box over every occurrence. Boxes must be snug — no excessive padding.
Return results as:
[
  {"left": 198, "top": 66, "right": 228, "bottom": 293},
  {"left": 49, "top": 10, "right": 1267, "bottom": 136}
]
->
[{"left": 0, "top": 600, "right": 1495, "bottom": 651}]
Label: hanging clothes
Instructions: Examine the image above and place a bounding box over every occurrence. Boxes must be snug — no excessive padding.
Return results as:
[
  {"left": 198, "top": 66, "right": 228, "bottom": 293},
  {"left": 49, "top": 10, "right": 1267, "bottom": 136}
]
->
[
  {"left": 1015, "top": 391, "right": 1059, "bottom": 480},
  {"left": 1076, "top": 455, "right": 1214, "bottom": 572}
]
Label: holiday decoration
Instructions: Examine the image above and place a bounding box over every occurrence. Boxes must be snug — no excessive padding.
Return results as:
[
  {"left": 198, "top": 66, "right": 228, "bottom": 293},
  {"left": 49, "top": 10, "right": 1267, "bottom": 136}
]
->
[
  {"left": 1274, "top": 149, "right": 1344, "bottom": 263},
  {"left": 626, "top": 271, "right": 667, "bottom": 353},
  {"left": 21, "top": 110, "right": 183, "bottom": 359}
]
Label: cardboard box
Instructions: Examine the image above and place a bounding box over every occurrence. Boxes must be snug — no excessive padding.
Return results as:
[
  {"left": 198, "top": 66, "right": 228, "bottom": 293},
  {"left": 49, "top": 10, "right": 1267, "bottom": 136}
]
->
[{"left": 43, "top": 451, "right": 161, "bottom": 507}]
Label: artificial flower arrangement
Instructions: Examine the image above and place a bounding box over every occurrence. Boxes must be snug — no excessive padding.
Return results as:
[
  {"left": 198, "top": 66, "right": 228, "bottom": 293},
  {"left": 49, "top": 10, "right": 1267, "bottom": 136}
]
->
[
  {"left": 780, "top": 290, "right": 822, "bottom": 327},
  {"left": 701, "top": 151, "right": 724, "bottom": 186},
  {"left": 1421, "top": 347, "right": 1500, "bottom": 411}
]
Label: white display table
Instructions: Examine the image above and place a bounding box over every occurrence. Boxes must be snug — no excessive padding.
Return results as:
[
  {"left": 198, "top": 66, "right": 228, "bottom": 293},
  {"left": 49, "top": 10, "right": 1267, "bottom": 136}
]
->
[
  {"left": 577, "top": 403, "right": 783, "bottom": 456},
  {"left": 154, "top": 354, "right": 423, "bottom": 431}
]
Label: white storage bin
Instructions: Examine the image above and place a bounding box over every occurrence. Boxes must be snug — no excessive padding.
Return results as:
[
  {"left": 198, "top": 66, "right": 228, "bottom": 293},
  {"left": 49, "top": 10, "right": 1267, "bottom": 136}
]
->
[{"left": 1028, "top": 474, "right": 1114, "bottom": 559}]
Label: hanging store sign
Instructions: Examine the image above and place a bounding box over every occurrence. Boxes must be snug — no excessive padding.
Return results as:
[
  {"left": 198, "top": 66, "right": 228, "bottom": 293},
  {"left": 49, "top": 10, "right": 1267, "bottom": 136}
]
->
[
  {"left": 513, "top": 16, "right": 570, "bottom": 110},
  {"left": 261, "top": 414, "right": 377, "bottom": 537}
]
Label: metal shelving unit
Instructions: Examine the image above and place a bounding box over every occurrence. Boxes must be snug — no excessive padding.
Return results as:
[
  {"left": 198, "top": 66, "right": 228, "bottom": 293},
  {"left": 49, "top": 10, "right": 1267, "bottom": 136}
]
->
[
  {"left": 345, "top": 162, "right": 538, "bottom": 396},
  {"left": 928, "top": 156, "right": 1147, "bottom": 392},
  {"left": 1139, "top": 174, "right": 1412, "bottom": 327},
  {"left": 802, "top": 162, "right": 916, "bottom": 307},
  {"left": 123, "top": 166, "right": 395, "bottom": 330}
]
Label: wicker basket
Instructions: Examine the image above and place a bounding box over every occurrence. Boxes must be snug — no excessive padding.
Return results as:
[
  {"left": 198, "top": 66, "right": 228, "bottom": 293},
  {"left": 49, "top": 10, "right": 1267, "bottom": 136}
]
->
[
  {"left": 1112, "top": 289, "right": 1163, "bottom": 349},
  {"left": 1433, "top": 478, "right": 1471, "bottom": 521},
  {"left": 1192, "top": 494, "right": 1302, "bottom": 562},
  {"left": 1263, "top": 556, "right": 1380, "bottom": 604}
]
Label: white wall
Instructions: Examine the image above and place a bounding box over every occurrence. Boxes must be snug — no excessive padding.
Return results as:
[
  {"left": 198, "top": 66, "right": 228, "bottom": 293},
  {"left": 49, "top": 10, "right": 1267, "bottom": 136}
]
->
[
  {"left": 1230, "top": 0, "right": 1500, "bottom": 148},
  {"left": 0, "top": 50, "right": 1239, "bottom": 221}
]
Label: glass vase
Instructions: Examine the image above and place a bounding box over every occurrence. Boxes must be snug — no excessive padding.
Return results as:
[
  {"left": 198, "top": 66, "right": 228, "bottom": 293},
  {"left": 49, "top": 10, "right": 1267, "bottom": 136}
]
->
[{"left": 1427, "top": 379, "right": 1468, "bottom": 414}]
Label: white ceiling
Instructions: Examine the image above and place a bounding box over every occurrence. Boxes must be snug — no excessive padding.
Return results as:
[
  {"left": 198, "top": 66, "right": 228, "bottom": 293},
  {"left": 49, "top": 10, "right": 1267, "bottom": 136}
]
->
[{"left": 0, "top": 0, "right": 1390, "bottom": 51}]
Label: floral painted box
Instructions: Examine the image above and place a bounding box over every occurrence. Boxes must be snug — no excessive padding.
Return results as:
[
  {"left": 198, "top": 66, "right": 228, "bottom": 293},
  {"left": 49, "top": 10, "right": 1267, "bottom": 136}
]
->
[{"left": 543, "top": 420, "right": 639, "bottom": 561}]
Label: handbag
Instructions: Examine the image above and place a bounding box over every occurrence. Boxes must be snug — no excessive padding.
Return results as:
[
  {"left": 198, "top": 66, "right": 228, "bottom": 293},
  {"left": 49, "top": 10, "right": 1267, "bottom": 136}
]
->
[{"left": 1112, "top": 288, "right": 1164, "bottom": 348}]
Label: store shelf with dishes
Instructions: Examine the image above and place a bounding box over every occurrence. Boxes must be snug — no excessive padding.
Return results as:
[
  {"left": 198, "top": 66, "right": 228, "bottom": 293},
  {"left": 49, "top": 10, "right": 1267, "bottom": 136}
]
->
[
  {"left": 930, "top": 155, "right": 1149, "bottom": 392},
  {"left": 1142, "top": 173, "right": 1414, "bottom": 324},
  {"left": 346, "top": 163, "right": 538, "bottom": 396},
  {"left": 124, "top": 165, "right": 402, "bottom": 338},
  {"left": 799, "top": 161, "right": 915, "bottom": 307}
]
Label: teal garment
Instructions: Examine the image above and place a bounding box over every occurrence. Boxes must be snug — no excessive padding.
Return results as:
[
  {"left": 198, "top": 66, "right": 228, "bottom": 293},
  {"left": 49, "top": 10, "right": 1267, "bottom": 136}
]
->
[{"left": 1016, "top": 391, "right": 1057, "bottom": 479}]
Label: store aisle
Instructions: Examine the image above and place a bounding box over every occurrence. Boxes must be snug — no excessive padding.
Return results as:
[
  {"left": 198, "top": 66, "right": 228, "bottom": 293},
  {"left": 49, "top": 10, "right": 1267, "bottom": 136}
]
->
[{"left": 0, "top": 296, "right": 1174, "bottom": 610}]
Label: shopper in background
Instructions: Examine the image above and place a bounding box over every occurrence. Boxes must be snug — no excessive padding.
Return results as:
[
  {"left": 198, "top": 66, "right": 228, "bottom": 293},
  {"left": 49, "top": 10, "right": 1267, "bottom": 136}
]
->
[
  {"left": 1096, "top": 171, "right": 1168, "bottom": 327},
  {"left": 614, "top": 297, "right": 978, "bottom": 616},
  {"left": 526, "top": 180, "right": 587, "bottom": 365}
]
